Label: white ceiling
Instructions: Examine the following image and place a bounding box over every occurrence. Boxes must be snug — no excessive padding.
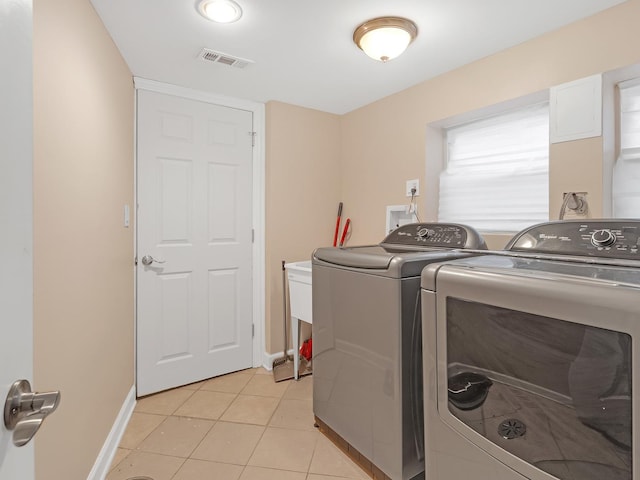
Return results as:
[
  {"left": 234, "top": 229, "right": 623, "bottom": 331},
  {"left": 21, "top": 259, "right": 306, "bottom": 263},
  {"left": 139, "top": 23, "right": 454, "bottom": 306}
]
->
[{"left": 90, "top": 0, "right": 626, "bottom": 115}]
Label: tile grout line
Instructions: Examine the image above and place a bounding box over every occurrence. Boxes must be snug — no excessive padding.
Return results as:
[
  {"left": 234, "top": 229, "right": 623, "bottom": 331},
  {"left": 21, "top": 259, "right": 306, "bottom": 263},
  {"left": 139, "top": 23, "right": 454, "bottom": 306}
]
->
[
  {"left": 239, "top": 368, "right": 289, "bottom": 477},
  {"left": 131, "top": 372, "right": 245, "bottom": 480},
  {"left": 185, "top": 367, "right": 263, "bottom": 480},
  {"left": 110, "top": 368, "right": 324, "bottom": 480}
]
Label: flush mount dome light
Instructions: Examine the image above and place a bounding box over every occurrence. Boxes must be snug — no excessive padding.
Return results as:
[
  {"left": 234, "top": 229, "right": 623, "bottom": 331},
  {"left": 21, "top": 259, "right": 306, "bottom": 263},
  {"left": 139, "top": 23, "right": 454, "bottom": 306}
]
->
[
  {"left": 353, "top": 17, "right": 418, "bottom": 62},
  {"left": 198, "top": 0, "right": 243, "bottom": 23}
]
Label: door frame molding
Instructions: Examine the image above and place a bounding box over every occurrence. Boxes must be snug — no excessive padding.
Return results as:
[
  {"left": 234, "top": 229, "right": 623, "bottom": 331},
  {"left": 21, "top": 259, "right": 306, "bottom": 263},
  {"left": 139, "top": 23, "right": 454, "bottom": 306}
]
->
[{"left": 133, "top": 77, "right": 266, "bottom": 377}]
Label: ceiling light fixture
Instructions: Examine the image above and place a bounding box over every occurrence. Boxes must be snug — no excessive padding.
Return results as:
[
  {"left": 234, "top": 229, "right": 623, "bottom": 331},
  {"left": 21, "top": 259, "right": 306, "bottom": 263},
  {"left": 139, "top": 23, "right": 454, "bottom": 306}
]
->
[
  {"left": 353, "top": 17, "right": 418, "bottom": 63},
  {"left": 198, "top": 0, "right": 243, "bottom": 23}
]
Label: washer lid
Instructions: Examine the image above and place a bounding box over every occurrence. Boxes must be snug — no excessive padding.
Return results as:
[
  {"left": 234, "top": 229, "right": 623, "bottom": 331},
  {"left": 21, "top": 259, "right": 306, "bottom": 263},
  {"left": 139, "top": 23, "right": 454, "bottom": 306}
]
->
[
  {"left": 313, "top": 245, "right": 396, "bottom": 269},
  {"left": 314, "top": 245, "right": 475, "bottom": 278}
]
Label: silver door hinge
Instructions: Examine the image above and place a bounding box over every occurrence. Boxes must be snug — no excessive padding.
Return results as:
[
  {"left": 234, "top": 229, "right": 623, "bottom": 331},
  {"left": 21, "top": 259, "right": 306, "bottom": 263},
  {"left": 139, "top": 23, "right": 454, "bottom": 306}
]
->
[
  {"left": 252, "top": 324, "right": 255, "bottom": 338},
  {"left": 252, "top": 229, "right": 255, "bottom": 243},
  {"left": 249, "top": 131, "right": 257, "bottom": 147}
]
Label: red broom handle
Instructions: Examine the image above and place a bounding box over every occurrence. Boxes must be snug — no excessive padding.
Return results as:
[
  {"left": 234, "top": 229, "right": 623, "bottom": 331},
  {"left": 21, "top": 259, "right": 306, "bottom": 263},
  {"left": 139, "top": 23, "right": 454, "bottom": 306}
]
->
[{"left": 339, "top": 218, "right": 351, "bottom": 247}]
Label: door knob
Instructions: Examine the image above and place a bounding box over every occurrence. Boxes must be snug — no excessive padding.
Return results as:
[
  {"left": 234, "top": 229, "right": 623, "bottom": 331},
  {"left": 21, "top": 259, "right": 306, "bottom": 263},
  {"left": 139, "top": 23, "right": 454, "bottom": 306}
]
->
[
  {"left": 4, "top": 379, "right": 60, "bottom": 447},
  {"left": 141, "top": 255, "right": 166, "bottom": 266}
]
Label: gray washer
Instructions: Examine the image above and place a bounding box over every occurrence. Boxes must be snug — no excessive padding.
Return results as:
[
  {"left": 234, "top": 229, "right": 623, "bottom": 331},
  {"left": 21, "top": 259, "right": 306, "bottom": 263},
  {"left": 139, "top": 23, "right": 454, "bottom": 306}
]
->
[{"left": 312, "top": 222, "right": 486, "bottom": 480}]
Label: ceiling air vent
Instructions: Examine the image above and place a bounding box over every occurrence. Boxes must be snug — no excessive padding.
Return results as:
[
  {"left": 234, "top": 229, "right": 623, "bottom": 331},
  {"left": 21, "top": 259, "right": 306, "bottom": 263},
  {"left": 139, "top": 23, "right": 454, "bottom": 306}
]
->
[{"left": 198, "top": 48, "right": 253, "bottom": 69}]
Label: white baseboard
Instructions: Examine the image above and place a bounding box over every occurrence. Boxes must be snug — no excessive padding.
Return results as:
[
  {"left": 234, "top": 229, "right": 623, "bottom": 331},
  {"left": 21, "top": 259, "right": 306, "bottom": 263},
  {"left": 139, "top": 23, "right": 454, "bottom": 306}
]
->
[
  {"left": 262, "top": 349, "right": 296, "bottom": 371},
  {"left": 86, "top": 385, "right": 136, "bottom": 480}
]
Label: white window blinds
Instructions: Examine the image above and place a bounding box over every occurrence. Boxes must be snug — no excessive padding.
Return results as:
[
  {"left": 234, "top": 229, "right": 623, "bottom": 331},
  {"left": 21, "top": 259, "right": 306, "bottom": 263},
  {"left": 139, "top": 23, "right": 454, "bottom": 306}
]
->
[
  {"left": 439, "top": 103, "right": 549, "bottom": 232},
  {"left": 613, "top": 79, "right": 640, "bottom": 218},
  {"left": 620, "top": 81, "right": 640, "bottom": 157}
]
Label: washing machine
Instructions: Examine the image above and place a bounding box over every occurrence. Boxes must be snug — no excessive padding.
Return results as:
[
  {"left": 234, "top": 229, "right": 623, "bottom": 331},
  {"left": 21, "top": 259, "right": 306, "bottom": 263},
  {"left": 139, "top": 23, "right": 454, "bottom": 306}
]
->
[
  {"left": 312, "top": 222, "right": 487, "bottom": 480},
  {"left": 421, "top": 219, "right": 640, "bottom": 480}
]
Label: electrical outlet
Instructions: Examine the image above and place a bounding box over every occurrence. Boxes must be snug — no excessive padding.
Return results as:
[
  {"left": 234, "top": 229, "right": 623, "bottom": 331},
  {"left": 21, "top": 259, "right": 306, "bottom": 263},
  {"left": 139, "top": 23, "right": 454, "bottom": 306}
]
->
[{"left": 406, "top": 179, "right": 420, "bottom": 197}]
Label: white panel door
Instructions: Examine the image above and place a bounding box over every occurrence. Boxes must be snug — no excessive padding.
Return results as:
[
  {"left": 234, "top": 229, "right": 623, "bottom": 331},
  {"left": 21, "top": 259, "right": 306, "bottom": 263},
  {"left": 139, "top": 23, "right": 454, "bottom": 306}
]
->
[
  {"left": 0, "top": 0, "right": 34, "bottom": 477},
  {"left": 137, "top": 90, "right": 254, "bottom": 396}
]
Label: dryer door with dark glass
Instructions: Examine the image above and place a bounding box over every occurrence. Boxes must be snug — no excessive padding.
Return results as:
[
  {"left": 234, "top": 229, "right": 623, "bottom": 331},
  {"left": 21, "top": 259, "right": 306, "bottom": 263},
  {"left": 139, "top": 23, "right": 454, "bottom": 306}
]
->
[{"left": 434, "top": 261, "right": 638, "bottom": 480}]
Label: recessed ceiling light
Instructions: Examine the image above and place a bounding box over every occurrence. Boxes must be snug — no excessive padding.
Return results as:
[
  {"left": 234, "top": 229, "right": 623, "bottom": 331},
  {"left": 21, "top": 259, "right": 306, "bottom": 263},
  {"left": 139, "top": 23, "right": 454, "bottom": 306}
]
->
[{"left": 198, "top": 0, "right": 243, "bottom": 24}]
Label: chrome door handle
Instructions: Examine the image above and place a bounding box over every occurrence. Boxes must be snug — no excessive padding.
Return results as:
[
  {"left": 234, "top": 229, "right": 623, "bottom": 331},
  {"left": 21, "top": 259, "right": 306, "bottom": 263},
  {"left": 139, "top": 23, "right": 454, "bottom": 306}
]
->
[
  {"left": 4, "top": 379, "right": 60, "bottom": 447},
  {"left": 141, "top": 255, "right": 166, "bottom": 266}
]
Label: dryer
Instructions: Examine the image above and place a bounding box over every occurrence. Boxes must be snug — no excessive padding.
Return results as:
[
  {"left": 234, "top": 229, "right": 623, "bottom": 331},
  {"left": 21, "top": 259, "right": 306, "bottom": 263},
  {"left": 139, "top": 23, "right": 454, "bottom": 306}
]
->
[
  {"left": 312, "top": 222, "right": 487, "bottom": 480},
  {"left": 421, "top": 220, "right": 640, "bottom": 480}
]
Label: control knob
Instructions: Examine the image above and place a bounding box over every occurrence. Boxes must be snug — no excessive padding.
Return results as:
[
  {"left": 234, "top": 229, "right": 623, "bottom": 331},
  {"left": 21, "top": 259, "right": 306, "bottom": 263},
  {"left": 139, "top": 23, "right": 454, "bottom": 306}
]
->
[
  {"left": 591, "top": 229, "right": 616, "bottom": 247},
  {"left": 417, "top": 228, "right": 434, "bottom": 239}
]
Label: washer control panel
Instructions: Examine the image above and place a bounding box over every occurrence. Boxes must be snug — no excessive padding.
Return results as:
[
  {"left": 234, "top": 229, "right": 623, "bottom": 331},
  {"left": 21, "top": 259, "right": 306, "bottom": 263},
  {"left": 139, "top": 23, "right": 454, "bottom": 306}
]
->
[
  {"left": 507, "top": 220, "right": 640, "bottom": 259},
  {"left": 382, "top": 223, "right": 486, "bottom": 249}
]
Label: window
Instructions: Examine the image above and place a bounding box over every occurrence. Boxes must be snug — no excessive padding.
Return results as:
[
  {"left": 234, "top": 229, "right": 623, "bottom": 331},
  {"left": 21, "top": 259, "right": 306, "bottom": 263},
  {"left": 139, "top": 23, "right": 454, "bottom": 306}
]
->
[
  {"left": 438, "top": 103, "right": 549, "bottom": 233},
  {"left": 613, "top": 79, "right": 640, "bottom": 218}
]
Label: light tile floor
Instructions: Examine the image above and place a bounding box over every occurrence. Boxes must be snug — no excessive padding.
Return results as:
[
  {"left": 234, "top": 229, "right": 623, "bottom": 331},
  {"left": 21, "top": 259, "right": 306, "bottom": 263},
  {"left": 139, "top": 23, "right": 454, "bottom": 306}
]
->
[{"left": 108, "top": 368, "right": 370, "bottom": 480}]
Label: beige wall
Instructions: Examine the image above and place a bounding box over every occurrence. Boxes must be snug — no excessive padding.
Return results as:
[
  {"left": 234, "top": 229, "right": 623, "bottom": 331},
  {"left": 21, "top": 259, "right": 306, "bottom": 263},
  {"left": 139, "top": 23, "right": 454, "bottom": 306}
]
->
[
  {"left": 33, "top": 0, "right": 134, "bottom": 478},
  {"left": 340, "top": 0, "right": 640, "bottom": 249},
  {"left": 265, "top": 102, "right": 341, "bottom": 353}
]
